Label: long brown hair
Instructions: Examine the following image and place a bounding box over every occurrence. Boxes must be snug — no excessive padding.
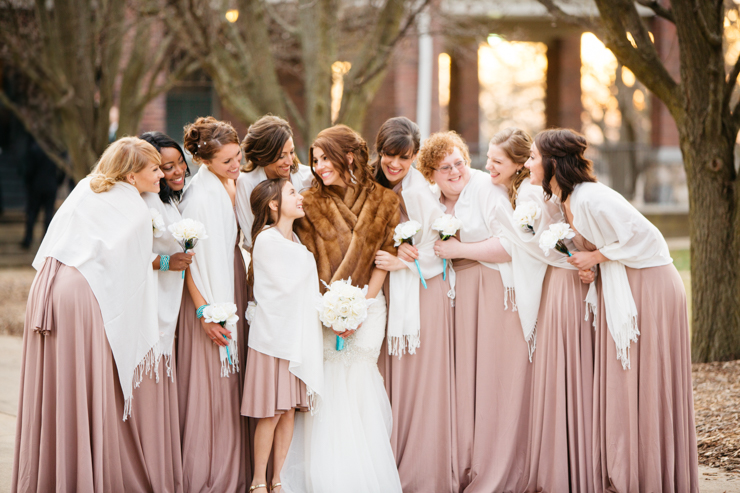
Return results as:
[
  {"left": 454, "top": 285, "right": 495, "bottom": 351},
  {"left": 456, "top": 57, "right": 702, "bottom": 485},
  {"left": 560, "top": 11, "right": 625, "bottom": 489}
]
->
[
  {"left": 309, "top": 124, "right": 375, "bottom": 196},
  {"left": 535, "top": 128, "right": 596, "bottom": 202},
  {"left": 247, "top": 178, "right": 287, "bottom": 285},
  {"left": 241, "top": 115, "right": 300, "bottom": 173},
  {"left": 489, "top": 127, "right": 533, "bottom": 207},
  {"left": 370, "top": 117, "right": 421, "bottom": 189},
  {"left": 182, "top": 116, "right": 239, "bottom": 164}
]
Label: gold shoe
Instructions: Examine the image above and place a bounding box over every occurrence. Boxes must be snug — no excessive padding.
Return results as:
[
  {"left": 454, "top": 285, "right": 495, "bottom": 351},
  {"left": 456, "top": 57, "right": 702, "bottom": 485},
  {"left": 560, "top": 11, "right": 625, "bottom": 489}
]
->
[
  {"left": 249, "top": 485, "right": 268, "bottom": 492},
  {"left": 270, "top": 483, "right": 282, "bottom": 492}
]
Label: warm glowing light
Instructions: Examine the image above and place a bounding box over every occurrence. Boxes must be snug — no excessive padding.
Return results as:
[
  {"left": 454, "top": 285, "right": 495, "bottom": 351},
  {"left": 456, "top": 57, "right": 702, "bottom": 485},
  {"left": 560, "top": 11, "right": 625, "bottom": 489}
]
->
[
  {"left": 581, "top": 33, "right": 619, "bottom": 144},
  {"left": 626, "top": 32, "right": 637, "bottom": 49},
  {"left": 633, "top": 89, "right": 646, "bottom": 111},
  {"left": 479, "top": 37, "right": 547, "bottom": 142},
  {"left": 331, "top": 61, "right": 352, "bottom": 123},
  {"left": 622, "top": 67, "right": 636, "bottom": 87},
  {"left": 225, "top": 9, "right": 239, "bottom": 22},
  {"left": 438, "top": 53, "right": 451, "bottom": 107},
  {"left": 648, "top": 31, "right": 655, "bottom": 43}
]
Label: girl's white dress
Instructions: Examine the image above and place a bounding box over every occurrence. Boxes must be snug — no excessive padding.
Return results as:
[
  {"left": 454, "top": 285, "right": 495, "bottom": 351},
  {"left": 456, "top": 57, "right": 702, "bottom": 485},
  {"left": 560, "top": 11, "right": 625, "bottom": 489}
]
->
[{"left": 282, "top": 291, "right": 403, "bottom": 493}]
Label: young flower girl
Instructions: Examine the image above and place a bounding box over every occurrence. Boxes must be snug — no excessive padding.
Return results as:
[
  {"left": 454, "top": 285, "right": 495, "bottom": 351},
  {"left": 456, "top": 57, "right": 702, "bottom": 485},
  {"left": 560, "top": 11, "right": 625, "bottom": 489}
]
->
[{"left": 242, "top": 179, "right": 324, "bottom": 493}]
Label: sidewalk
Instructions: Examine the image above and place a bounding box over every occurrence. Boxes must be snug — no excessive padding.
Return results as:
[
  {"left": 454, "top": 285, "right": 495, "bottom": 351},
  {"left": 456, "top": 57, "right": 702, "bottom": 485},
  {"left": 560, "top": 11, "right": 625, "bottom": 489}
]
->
[{"left": 0, "top": 331, "right": 737, "bottom": 492}]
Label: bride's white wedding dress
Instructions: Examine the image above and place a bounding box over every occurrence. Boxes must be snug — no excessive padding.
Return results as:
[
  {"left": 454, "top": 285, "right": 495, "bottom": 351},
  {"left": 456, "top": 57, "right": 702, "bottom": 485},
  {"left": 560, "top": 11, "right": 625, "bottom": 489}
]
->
[{"left": 282, "top": 291, "right": 402, "bottom": 493}]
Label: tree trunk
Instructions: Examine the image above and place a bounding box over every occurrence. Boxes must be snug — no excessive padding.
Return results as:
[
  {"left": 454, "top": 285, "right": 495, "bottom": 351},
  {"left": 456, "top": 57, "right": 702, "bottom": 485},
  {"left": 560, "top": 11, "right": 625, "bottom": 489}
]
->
[{"left": 683, "top": 133, "right": 740, "bottom": 361}]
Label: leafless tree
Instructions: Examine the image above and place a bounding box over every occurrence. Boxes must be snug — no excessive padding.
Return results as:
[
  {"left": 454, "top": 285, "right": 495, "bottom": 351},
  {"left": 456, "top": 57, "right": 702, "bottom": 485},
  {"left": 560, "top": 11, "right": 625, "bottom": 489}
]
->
[
  {"left": 162, "top": 0, "right": 431, "bottom": 145},
  {"left": 0, "top": 0, "right": 197, "bottom": 180}
]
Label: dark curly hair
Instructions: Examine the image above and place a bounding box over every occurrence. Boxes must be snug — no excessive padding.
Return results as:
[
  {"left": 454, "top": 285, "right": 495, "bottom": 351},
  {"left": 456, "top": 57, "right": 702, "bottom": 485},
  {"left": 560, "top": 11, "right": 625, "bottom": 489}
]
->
[
  {"left": 535, "top": 128, "right": 596, "bottom": 202},
  {"left": 139, "top": 131, "right": 190, "bottom": 204}
]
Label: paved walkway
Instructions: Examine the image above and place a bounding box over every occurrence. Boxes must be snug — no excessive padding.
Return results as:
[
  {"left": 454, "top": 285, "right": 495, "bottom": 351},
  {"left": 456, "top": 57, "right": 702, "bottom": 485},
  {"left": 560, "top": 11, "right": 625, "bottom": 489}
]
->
[{"left": 0, "top": 334, "right": 737, "bottom": 492}]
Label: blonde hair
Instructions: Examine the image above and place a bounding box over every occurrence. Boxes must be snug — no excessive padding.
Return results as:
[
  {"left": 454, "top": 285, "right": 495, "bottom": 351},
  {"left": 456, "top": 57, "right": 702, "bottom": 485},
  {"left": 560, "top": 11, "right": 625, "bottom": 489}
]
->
[
  {"left": 89, "top": 137, "right": 161, "bottom": 193},
  {"left": 416, "top": 131, "right": 471, "bottom": 184},
  {"left": 489, "top": 128, "right": 533, "bottom": 207}
]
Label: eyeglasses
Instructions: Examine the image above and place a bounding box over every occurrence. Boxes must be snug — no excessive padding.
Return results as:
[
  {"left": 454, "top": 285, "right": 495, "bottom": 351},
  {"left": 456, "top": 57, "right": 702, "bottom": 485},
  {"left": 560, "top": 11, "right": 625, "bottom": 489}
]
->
[{"left": 434, "top": 161, "right": 467, "bottom": 174}]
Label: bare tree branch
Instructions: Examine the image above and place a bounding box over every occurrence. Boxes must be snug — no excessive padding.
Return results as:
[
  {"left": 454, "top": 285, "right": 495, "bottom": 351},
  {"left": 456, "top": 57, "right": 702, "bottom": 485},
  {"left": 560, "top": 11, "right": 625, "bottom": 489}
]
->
[
  {"left": 635, "top": 0, "right": 674, "bottom": 23},
  {"left": 263, "top": 1, "right": 298, "bottom": 35},
  {"left": 694, "top": 0, "right": 722, "bottom": 47},
  {"left": 535, "top": 0, "right": 601, "bottom": 33}
]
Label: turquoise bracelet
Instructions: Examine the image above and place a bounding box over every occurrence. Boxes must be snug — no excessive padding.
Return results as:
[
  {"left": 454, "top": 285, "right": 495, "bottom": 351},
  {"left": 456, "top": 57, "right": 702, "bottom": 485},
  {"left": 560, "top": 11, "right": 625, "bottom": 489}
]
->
[
  {"left": 196, "top": 304, "right": 208, "bottom": 319},
  {"left": 159, "top": 254, "right": 170, "bottom": 271}
]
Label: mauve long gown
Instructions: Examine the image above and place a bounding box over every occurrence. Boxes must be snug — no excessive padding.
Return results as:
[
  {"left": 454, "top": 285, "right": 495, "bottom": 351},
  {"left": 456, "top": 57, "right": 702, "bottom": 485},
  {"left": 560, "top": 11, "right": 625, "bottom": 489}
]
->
[
  {"left": 525, "top": 253, "right": 595, "bottom": 493},
  {"left": 13, "top": 258, "right": 183, "bottom": 493},
  {"left": 177, "top": 241, "right": 251, "bottom": 493}
]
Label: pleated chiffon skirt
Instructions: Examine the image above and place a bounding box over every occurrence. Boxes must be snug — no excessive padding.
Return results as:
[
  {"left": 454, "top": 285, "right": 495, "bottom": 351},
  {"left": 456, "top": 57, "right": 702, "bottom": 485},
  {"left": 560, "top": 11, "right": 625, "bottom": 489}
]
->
[
  {"left": 525, "top": 266, "right": 594, "bottom": 493},
  {"left": 12, "top": 258, "right": 183, "bottom": 493},
  {"left": 380, "top": 273, "right": 458, "bottom": 493},
  {"left": 592, "top": 264, "right": 699, "bottom": 493},
  {"left": 241, "top": 348, "right": 309, "bottom": 418},
  {"left": 177, "top": 245, "right": 251, "bottom": 493}
]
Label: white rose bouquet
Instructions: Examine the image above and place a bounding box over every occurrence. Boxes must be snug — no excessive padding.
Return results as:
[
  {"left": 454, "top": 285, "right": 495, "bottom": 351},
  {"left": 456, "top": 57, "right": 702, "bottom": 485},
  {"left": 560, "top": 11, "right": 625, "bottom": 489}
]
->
[
  {"left": 513, "top": 200, "right": 541, "bottom": 235},
  {"left": 393, "top": 220, "right": 427, "bottom": 289},
  {"left": 245, "top": 301, "right": 257, "bottom": 325},
  {"left": 316, "top": 278, "right": 376, "bottom": 351},
  {"left": 150, "top": 208, "right": 166, "bottom": 238},
  {"left": 539, "top": 222, "right": 575, "bottom": 257},
  {"left": 202, "top": 302, "right": 239, "bottom": 365},
  {"left": 431, "top": 214, "right": 462, "bottom": 281},
  {"left": 168, "top": 218, "right": 208, "bottom": 278}
]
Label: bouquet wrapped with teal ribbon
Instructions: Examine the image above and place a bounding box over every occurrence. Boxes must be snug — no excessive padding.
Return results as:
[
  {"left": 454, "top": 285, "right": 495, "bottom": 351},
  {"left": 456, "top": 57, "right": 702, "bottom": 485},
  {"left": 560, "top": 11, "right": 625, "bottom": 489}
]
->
[
  {"left": 168, "top": 218, "right": 208, "bottom": 278},
  {"left": 316, "top": 278, "right": 376, "bottom": 351},
  {"left": 393, "top": 220, "right": 427, "bottom": 289},
  {"left": 432, "top": 214, "right": 462, "bottom": 281}
]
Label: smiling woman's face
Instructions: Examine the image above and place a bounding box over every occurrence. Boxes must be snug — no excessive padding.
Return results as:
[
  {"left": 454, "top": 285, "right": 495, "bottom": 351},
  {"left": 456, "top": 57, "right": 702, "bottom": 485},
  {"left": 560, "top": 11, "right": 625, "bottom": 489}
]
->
[
  {"left": 312, "top": 146, "right": 346, "bottom": 188},
  {"left": 380, "top": 148, "right": 416, "bottom": 186},
  {"left": 432, "top": 146, "right": 470, "bottom": 198},
  {"left": 159, "top": 147, "right": 188, "bottom": 191},
  {"left": 206, "top": 143, "right": 242, "bottom": 181},
  {"left": 525, "top": 142, "right": 544, "bottom": 186},
  {"left": 264, "top": 137, "right": 296, "bottom": 180}
]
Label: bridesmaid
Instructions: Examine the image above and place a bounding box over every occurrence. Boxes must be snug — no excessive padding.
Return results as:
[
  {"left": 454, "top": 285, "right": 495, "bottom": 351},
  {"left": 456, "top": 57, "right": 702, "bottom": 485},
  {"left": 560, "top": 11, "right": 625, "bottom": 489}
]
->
[
  {"left": 532, "top": 128, "right": 699, "bottom": 492},
  {"left": 140, "top": 131, "right": 193, "bottom": 373},
  {"left": 236, "top": 115, "right": 313, "bottom": 248},
  {"left": 520, "top": 129, "right": 596, "bottom": 493},
  {"left": 372, "top": 117, "right": 458, "bottom": 493},
  {"left": 12, "top": 137, "right": 179, "bottom": 492},
  {"left": 464, "top": 128, "right": 549, "bottom": 493},
  {"left": 415, "top": 131, "right": 515, "bottom": 491},
  {"left": 177, "top": 117, "right": 250, "bottom": 492},
  {"left": 242, "top": 179, "right": 324, "bottom": 493}
]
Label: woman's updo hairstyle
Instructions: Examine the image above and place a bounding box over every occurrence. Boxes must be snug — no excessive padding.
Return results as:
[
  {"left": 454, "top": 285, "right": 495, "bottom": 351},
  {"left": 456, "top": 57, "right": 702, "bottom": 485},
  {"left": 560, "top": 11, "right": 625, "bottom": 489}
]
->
[
  {"left": 310, "top": 124, "right": 374, "bottom": 196},
  {"left": 89, "top": 137, "right": 161, "bottom": 193},
  {"left": 371, "top": 117, "right": 421, "bottom": 189},
  {"left": 490, "top": 127, "right": 533, "bottom": 207},
  {"left": 247, "top": 178, "right": 287, "bottom": 286},
  {"left": 241, "top": 115, "right": 299, "bottom": 173},
  {"left": 183, "top": 116, "right": 239, "bottom": 164},
  {"left": 416, "top": 131, "right": 470, "bottom": 184},
  {"left": 534, "top": 128, "right": 596, "bottom": 202},
  {"left": 140, "top": 131, "right": 190, "bottom": 204}
]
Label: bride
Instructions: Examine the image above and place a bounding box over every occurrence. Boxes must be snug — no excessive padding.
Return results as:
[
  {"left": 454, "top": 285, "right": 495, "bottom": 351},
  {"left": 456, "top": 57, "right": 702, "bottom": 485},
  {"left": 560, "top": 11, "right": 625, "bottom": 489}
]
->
[{"left": 282, "top": 124, "right": 402, "bottom": 493}]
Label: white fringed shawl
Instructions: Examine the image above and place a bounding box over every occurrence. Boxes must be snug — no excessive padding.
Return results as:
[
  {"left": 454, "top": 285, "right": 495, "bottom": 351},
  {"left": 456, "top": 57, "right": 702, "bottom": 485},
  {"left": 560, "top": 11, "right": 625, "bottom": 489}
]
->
[
  {"left": 142, "top": 192, "right": 184, "bottom": 379},
  {"left": 570, "top": 182, "right": 672, "bottom": 369},
  {"left": 493, "top": 179, "right": 574, "bottom": 359},
  {"left": 386, "top": 167, "right": 446, "bottom": 357},
  {"left": 236, "top": 165, "right": 314, "bottom": 248},
  {"left": 33, "top": 178, "right": 160, "bottom": 419},
  {"left": 179, "top": 165, "right": 239, "bottom": 376},
  {"left": 249, "top": 227, "right": 324, "bottom": 410}
]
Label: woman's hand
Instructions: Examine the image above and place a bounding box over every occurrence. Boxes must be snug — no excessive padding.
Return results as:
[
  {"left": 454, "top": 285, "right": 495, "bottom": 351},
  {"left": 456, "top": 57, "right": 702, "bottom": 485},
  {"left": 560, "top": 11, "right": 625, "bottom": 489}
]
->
[
  {"left": 434, "top": 238, "right": 462, "bottom": 260},
  {"left": 567, "top": 250, "right": 606, "bottom": 271},
  {"left": 334, "top": 325, "right": 358, "bottom": 339},
  {"left": 397, "top": 243, "right": 418, "bottom": 262},
  {"left": 169, "top": 252, "right": 195, "bottom": 271},
  {"left": 578, "top": 269, "right": 596, "bottom": 284},
  {"left": 374, "top": 250, "right": 406, "bottom": 271},
  {"left": 200, "top": 320, "right": 231, "bottom": 347}
]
